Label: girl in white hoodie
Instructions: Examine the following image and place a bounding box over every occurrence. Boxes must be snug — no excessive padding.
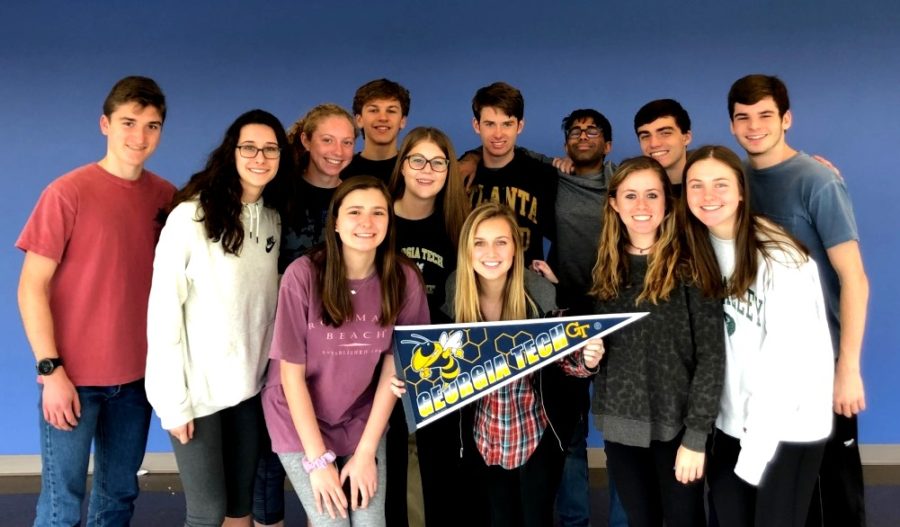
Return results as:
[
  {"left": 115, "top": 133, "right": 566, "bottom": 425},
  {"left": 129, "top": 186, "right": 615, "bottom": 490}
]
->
[
  {"left": 145, "top": 109, "right": 293, "bottom": 527},
  {"left": 682, "top": 145, "right": 833, "bottom": 527}
]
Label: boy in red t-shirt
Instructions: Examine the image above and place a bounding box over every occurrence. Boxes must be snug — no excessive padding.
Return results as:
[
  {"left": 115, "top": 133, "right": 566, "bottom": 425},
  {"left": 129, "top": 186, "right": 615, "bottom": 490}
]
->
[{"left": 16, "top": 76, "right": 175, "bottom": 526}]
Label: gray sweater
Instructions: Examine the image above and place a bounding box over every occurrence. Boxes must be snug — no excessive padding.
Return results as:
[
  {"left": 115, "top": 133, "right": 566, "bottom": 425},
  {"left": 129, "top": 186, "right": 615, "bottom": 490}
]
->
[
  {"left": 592, "top": 254, "right": 725, "bottom": 452},
  {"left": 549, "top": 161, "right": 615, "bottom": 314}
]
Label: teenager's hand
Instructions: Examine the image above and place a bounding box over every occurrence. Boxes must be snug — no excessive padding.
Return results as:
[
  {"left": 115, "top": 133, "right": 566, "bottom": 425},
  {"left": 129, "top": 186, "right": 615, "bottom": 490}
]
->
[
  {"left": 812, "top": 154, "right": 842, "bottom": 180},
  {"left": 168, "top": 420, "right": 194, "bottom": 445},
  {"left": 674, "top": 445, "right": 705, "bottom": 484},
  {"left": 530, "top": 260, "right": 559, "bottom": 284},
  {"left": 311, "top": 463, "right": 348, "bottom": 519},
  {"left": 340, "top": 451, "right": 378, "bottom": 511},
  {"left": 389, "top": 375, "right": 407, "bottom": 398},
  {"left": 581, "top": 339, "right": 605, "bottom": 370},
  {"left": 42, "top": 368, "right": 80, "bottom": 431},
  {"left": 459, "top": 152, "right": 480, "bottom": 190},
  {"left": 834, "top": 362, "right": 866, "bottom": 417},
  {"left": 552, "top": 156, "right": 575, "bottom": 175}
]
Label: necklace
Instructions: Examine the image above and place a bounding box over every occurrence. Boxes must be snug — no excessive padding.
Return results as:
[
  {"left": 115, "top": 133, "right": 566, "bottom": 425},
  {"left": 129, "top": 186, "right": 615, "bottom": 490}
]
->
[{"left": 628, "top": 242, "right": 654, "bottom": 254}]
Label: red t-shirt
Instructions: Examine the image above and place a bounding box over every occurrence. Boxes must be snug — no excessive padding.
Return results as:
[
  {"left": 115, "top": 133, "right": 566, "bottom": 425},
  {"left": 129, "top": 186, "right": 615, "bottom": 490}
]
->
[{"left": 16, "top": 163, "right": 175, "bottom": 386}]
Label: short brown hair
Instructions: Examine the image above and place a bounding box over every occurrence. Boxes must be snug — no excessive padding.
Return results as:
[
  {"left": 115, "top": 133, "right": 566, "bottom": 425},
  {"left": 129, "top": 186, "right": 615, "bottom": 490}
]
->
[
  {"left": 102, "top": 76, "right": 166, "bottom": 122},
  {"left": 471, "top": 82, "right": 524, "bottom": 121},
  {"left": 352, "top": 78, "right": 411, "bottom": 117},
  {"left": 728, "top": 74, "right": 790, "bottom": 120}
]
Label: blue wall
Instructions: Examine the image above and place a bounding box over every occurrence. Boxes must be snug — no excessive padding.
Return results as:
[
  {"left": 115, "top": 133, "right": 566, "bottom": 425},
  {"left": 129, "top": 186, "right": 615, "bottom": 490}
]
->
[{"left": 2, "top": 1, "right": 898, "bottom": 454}]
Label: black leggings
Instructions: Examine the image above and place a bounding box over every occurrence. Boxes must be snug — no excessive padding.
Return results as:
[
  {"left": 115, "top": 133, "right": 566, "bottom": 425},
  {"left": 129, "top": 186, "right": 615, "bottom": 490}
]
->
[
  {"left": 707, "top": 429, "right": 825, "bottom": 527},
  {"left": 604, "top": 433, "right": 706, "bottom": 527}
]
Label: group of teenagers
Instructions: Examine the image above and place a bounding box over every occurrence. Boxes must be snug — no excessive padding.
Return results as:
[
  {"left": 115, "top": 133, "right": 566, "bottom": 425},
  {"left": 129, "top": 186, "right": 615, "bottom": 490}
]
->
[{"left": 15, "top": 73, "right": 868, "bottom": 527}]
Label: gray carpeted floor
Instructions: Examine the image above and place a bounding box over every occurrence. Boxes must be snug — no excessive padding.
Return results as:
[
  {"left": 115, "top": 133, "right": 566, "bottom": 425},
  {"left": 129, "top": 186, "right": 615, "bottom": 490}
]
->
[{"left": 1, "top": 474, "right": 898, "bottom": 526}]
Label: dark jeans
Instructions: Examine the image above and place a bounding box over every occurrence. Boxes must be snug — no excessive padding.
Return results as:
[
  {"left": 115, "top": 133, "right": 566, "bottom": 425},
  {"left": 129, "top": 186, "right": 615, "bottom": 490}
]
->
[
  {"left": 35, "top": 379, "right": 152, "bottom": 527},
  {"left": 485, "top": 429, "right": 567, "bottom": 527},
  {"left": 555, "top": 411, "right": 591, "bottom": 527},
  {"left": 805, "top": 413, "right": 867, "bottom": 527},
  {"left": 707, "top": 429, "right": 825, "bottom": 527},
  {"left": 171, "top": 394, "right": 263, "bottom": 526},
  {"left": 604, "top": 433, "right": 706, "bottom": 527},
  {"left": 253, "top": 443, "right": 297, "bottom": 525}
]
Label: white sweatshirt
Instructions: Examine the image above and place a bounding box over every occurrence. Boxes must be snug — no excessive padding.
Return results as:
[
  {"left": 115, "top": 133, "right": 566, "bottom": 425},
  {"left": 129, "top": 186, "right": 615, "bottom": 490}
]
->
[
  {"left": 711, "top": 227, "right": 833, "bottom": 486},
  {"left": 146, "top": 199, "right": 280, "bottom": 430}
]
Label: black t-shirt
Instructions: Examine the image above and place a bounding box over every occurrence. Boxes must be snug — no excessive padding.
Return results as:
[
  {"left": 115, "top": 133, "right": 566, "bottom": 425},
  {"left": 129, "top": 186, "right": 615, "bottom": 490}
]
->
[
  {"left": 395, "top": 211, "right": 456, "bottom": 324},
  {"left": 469, "top": 150, "right": 557, "bottom": 265},
  {"left": 279, "top": 178, "right": 336, "bottom": 273},
  {"left": 341, "top": 153, "right": 398, "bottom": 185}
]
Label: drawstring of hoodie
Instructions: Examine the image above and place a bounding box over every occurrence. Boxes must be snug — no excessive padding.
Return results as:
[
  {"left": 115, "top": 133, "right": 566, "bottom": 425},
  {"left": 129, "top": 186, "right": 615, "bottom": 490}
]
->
[
  {"left": 539, "top": 368, "right": 565, "bottom": 452},
  {"left": 244, "top": 200, "right": 261, "bottom": 243}
]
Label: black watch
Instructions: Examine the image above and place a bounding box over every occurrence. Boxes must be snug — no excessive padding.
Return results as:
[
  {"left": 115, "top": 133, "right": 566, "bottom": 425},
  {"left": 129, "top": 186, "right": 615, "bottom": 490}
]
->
[{"left": 36, "top": 358, "right": 63, "bottom": 376}]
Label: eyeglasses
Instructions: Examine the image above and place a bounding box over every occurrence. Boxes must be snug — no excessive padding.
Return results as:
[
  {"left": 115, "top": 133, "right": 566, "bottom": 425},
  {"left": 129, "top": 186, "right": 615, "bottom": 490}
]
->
[
  {"left": 566, "top": 126, "right": 604, "bottom": 140},
  {"left": 236, "top": 144, "right": 282, "bottom": 159},
  {"left": 405, "top": 154, "right": 449, "bottom": 172}
]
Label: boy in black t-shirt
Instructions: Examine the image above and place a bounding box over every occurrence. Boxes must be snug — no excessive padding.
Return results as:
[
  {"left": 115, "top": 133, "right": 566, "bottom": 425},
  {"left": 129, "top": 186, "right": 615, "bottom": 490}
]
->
[
  {"left": 468, "top": 82, "right": 556, "bottom": 265},
  {"left": 341, "top": 78, "right": 410, "bottom": 183}
]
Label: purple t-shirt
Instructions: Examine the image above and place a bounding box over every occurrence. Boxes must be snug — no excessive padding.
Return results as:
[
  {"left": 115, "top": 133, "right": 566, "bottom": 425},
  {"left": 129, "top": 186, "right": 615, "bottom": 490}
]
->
[{"left": 262, "top": 256, "right": 429, "bottom": 455}]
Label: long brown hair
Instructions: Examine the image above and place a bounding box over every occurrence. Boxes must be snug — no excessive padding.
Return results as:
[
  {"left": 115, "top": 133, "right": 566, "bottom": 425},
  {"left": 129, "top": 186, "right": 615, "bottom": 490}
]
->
[
  {"left": 590, "top": 156, "right": 683, "bottom": 304},
  {"left": 388, "top": 126, "right": 470, "bottom": 248},
  {"left": 170, "top": 109, "right": 293, "bottom": 255},
  {"left": 454, "top": 203, "right": 535, "bottom": 323},
  {"left": 310, "top": 176, "right": 409, "bottom": 326},
  {"left": 681, "top": 145, "right": 808, "bottom": 299}
]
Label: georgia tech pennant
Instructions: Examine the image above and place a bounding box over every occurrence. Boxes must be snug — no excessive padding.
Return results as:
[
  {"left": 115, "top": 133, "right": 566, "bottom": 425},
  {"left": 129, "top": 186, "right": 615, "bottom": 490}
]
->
[{"left": 392, "top": 313, "right": 648, "bottom": 431}]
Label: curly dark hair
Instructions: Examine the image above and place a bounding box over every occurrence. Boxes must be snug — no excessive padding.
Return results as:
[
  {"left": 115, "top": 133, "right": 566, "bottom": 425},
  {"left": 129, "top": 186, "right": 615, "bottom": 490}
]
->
[{"left": 169, "top": 109, "right": 294, "bottom": 255}]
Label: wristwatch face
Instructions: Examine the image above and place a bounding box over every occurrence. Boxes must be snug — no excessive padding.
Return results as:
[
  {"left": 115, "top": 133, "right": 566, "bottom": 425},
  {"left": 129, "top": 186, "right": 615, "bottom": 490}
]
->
[{"left": 37, "top": 359, "right": 58, "bottom": 375}]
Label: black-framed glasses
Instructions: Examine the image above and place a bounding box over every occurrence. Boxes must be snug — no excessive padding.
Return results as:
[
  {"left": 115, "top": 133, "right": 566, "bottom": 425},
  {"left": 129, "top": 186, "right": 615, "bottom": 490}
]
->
[
  {"left": 237, "top": 144, "right": 282, "bottom": 159},
  {"left": 566, "top": 126, "right": 603, "bottom": 140},
  {"left": 405, "top": 154, "right": 449, "bottom": 172}
]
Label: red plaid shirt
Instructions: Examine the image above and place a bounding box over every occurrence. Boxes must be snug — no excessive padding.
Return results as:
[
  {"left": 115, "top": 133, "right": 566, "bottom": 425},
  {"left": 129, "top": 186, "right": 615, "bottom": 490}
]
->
[{"left": 474, "top": 351, "right": 593, "bottom": 469}]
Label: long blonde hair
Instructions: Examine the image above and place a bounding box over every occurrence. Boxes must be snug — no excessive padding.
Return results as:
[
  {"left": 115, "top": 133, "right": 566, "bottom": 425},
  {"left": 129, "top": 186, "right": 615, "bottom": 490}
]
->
[
  {"left": 454, "top": 203, "right": 535, "bottom": 322},
  {"left": 590, "top": 156, "right": 683, "bottom": 304}
]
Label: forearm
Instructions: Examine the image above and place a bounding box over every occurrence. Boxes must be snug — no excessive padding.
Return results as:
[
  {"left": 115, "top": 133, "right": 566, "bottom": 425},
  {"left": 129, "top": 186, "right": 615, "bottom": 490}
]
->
[
  {"left": 355, "top": 356, "right": 397, "bottom": 456},
  {"left": 836, "top": 271, "right": 869, "bottom": 369},
  {"left": 281, "top": 361, "right": 329, "bottom": 458},
  {"left": 18, "top": 256, "right": 59, "bottom": 361}
]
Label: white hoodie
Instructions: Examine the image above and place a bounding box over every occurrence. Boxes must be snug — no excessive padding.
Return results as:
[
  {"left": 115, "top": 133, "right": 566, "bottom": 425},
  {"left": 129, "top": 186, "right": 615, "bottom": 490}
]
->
[
  {"left": 711, "top": 226, "right": 834, "bottom": 486},
  {"left": 146, "top": 198, "right": 280, "bottom": 429}
]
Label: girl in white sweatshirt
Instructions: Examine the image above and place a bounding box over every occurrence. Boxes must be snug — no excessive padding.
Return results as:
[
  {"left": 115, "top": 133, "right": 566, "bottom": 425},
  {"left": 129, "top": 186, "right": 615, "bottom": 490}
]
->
[
  {"left": 145, "top": 109, "right": 293, "bottom": 527},
  {"left": 682, "top": 145, "right": 833, "bottom": 527}
]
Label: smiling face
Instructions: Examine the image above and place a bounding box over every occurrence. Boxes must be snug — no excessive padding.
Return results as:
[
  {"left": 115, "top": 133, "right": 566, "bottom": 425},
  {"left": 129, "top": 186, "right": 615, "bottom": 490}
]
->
[
  {"left": 301, "top": 115, "right": 356, "bottom": 187},
  {"left": 609, "top": 168, "right": 666, "bottom": 248},
  {"left": 685, "top": 157, "right": 743, "bottom": 239},
  {"left": 636, "top": 116, "right": 692, "bottom": 176},
  {"left": 400, "top": 139, "right": 448, "bottom": 203},
  {"left": 730, "top": 96, "right": 792, "bottom": 169},
  {"left": 565, "top": 117, "right": 611, "bottom": 172},
  {"left": 235, "top": 124, "right": 280, "bottom": 203},
  {"left": 356, "top": 97, "right": 407, "bottom": 147},
  {"left": 471, "top": 216, "right": 516, "bottom": 284},
  {"left": 99, "top": 102, "right": 163, "bottom": 177},
  {"left": 335, "top": 187, "right": 390, "bottom": 256},
  {"left": 472, "top": 106, "right": 523, "bottom": 168}
]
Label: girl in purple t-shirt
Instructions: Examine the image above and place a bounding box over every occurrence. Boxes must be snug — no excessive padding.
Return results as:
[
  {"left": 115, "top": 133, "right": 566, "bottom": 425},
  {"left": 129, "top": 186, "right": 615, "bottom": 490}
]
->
[{"left": 262, "top": 176, "right": 429, "bottom": 525}]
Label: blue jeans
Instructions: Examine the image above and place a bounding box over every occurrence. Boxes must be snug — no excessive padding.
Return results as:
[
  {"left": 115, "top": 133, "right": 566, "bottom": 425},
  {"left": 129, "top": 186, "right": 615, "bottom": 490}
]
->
[
  {"left": 556, "top": 415, "right": 590, "bottom": 527},
  {"left": 35, "top": 380, "right": 152, "bottom": 527}
]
